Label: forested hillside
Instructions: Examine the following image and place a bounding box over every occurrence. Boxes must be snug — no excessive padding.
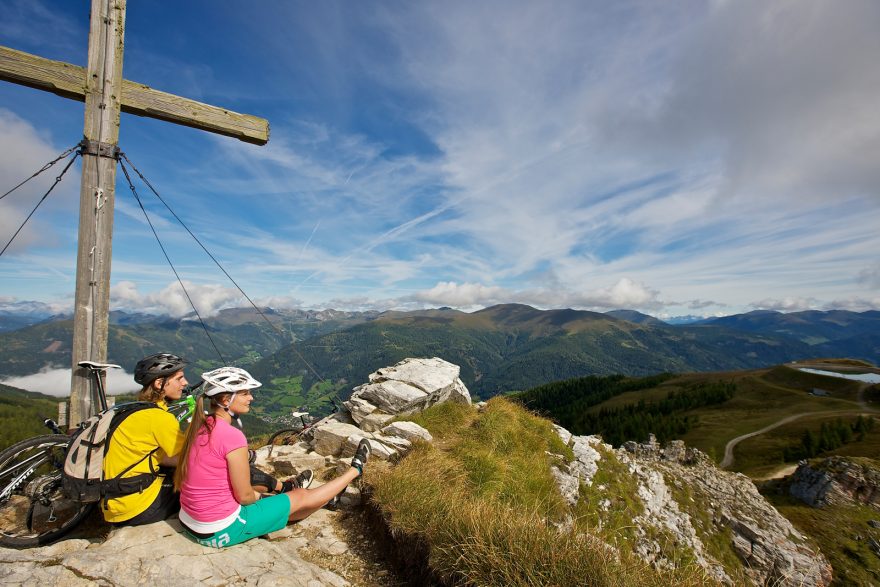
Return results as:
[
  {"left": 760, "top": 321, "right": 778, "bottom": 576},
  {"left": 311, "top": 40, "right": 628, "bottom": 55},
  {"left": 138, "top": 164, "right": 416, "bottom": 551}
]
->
[
  {"left": 251, "top": 305, "right": 817, "bottom": 411},
  {"left": 0, "top": 307, "right": 374, "bottom": 379},
  {"left": 0, "top": 384, "right": 63, "bottom": 449}
]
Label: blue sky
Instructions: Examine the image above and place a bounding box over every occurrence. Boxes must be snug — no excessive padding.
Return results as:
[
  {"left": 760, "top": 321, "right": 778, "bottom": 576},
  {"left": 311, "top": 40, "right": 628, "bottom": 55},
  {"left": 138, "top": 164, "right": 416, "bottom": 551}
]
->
[{"left": 1, "top": 0, "right": 879, "bottom": 319}]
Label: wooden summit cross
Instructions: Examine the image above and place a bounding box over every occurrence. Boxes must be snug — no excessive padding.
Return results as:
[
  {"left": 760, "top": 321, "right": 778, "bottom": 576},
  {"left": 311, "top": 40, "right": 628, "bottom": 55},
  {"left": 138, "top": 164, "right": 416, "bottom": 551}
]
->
[{"left": 0, "top": 0, "right": 269, "bottom": 426}]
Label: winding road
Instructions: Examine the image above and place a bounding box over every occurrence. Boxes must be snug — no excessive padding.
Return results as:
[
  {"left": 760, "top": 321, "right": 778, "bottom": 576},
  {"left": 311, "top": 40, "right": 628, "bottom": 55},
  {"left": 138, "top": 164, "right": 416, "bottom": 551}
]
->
[
  {"left": 721, "top": 409, "right": 877, "bottom": 469},
  {"left": 721, "top": 369, "right": 878, "bottom": 470},
  {"left": 719, "top": 413, "right": 808, "bottom": 469}
]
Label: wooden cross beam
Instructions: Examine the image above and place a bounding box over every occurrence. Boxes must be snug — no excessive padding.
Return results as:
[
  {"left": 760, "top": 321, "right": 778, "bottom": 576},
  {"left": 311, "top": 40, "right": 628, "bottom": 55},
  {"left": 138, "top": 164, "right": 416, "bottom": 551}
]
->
[
  {"left": 0, "top": 0, "right": 269, "bottom": 426},
  {"left": 0, "top": 46, "right": 269, "bottom": 145}
]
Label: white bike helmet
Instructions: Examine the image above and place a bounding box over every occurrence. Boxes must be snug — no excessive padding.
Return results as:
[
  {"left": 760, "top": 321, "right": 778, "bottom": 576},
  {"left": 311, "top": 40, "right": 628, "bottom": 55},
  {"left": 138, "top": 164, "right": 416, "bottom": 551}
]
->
[
  {"left": 201, "top": 367, "right": 262, "bottom": 396},
  {"left": 201, "top": 367, "right": 262, "bottom": 425}
]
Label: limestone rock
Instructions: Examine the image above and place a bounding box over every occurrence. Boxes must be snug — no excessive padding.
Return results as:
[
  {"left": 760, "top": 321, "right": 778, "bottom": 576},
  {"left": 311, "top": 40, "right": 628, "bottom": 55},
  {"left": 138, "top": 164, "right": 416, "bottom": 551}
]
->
[
  {"left": 252, "top": 443, "right": 327, "bottom": 478},
  {"left": 551, "top": 428, "right": 832, "bottom": 586},
  {"left": 358, "top": 411, "right": 394, "bottom": 433},
  {"left": 312, "top": 422, "right": 366, "bottom": 457},
  {"left": 371, "top": 434, "right": 412, "bottom": 452},
  {"left": 0, "top": 519, "right": 348, "bottom": 587},
  {"left": 790, "top": 456, "right": 880, "bottom": 509},
  {"left": 342, "top": 434, "right": 398, "bottom": 461},
  {"left": 381, "top": 421, "right": 433, "bottom": 443},
  {"left": 343, "top": 358, "right": 471, "bottom": 428},
  {"left": 354, "top": 379, "right": 427, "bottom": 413},
  {"left": 370, "top": 357, "right": 461, "bottom": 392}
]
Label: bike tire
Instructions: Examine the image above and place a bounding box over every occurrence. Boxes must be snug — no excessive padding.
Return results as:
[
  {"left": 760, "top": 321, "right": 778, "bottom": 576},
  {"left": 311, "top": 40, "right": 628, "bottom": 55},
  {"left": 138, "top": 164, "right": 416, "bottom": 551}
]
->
[
  {"left": 0, "top": 434, "right": 94, "bottom": 548},
  {"left": 267, "top": 428, "right": 302, "bottom": 446}
]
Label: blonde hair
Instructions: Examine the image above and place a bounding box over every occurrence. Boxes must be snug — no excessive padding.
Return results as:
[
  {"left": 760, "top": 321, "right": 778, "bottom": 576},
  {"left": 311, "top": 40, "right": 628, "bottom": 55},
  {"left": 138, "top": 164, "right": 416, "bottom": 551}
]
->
[{"left": 174, "top": 391, "right": 232, "bottom": 491}]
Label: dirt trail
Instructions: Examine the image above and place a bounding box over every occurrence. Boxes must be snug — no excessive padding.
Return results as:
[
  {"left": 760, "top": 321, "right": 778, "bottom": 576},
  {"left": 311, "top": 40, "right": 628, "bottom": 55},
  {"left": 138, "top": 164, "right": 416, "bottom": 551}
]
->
[
  {"left": 721, "top": 407, "right": 877, "bottom": 470},
  {"left": 720, "top": 413, "right": 808, "bottom": 469}
]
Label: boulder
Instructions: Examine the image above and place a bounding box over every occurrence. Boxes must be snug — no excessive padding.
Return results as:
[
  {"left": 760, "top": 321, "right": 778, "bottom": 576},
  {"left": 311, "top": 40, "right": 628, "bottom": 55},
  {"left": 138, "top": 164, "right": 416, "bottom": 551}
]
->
[
  {"left": 343, "top": 358, "right": 471, "bottom": 428},
  {"left": 790, "top": 456, "right": 880, "bottom": 508},
  {"left": 381, "top": 421, "right": 433, "bottom": 443},
  {"left": 252, "top": 443, "right": 328, "bottom": 478},
  {"left": 371, "top": 434, "right": 412, "bottom": 452},
  {"left": 0, "top": 519, "right": 348, "bottom": 587},
  {"left": 358, "top": 411, "right": 395, "bottom": 433},
  {"left": 312, "top": 422, "right": 367, "bottom": 457},
  {"left": 342, "top": 434, "right": 397, "bottom": 461}
]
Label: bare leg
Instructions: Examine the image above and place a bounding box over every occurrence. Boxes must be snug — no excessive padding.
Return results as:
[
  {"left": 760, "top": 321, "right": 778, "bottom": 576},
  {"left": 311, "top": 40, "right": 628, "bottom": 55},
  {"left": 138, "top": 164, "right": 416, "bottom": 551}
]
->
[{"left": 285, "top": 467, "right": 360, "bottom": 521}]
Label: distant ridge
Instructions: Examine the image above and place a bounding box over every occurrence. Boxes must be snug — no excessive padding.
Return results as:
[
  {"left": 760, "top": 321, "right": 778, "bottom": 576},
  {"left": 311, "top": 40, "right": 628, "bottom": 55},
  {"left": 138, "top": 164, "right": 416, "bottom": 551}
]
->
[
  {"left": 2, "top": 304, "right": 877, "bottom": 411},
  {"left": 605, "top": 309, "right": 666, "bottom": 325}
]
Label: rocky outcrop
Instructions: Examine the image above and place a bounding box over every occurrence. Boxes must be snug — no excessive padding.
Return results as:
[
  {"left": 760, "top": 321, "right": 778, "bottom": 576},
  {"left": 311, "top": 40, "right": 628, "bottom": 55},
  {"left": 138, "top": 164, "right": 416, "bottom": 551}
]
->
[
  {"left": 0, "top": 358, "right": 844, "bottom": 586},
  {"left": 789, "top": 456, "right": 880, "bottom": 509},
  {"left": 343, "top": 357, "right": 471, "bottom": 431},
  {"left": 0, "top": 514, "right": 352, "bottom": 586},
  {"left": 0, "top": 357, "right": 459, "bottom": 587},
  {"left": 551, "top": 434, "right": 833, "bottom": 586}
]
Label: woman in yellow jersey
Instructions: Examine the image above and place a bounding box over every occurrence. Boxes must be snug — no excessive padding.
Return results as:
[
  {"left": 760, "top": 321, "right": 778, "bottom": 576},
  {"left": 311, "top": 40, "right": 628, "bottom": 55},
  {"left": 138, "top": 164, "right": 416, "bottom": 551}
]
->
[{"left": 102, "top": 353, "right": 189, "bottom": 525}]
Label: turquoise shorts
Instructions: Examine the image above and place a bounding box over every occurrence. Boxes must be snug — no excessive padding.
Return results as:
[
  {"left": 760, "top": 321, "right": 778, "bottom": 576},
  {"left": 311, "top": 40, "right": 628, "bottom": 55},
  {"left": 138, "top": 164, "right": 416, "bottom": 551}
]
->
[{"left": 186, "top": 493, "right": 291, "bottom": 548}]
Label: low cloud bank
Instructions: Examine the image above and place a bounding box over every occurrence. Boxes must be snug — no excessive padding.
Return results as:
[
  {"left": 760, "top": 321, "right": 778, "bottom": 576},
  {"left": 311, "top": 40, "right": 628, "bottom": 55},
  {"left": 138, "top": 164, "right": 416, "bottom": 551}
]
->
[
  {"left": 1, "top": 366, "right": 140, "bottom": 397},
  {"left": 410, "top": 278, "right": 664, "bottom": 312},
  {"left": 111, "top": 281, "right": 243, "bottom": 318}
]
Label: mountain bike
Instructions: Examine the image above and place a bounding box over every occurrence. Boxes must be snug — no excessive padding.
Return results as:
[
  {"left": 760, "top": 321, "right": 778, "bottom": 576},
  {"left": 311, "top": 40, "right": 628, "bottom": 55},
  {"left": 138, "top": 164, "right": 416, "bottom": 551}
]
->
[
  {"left": 265, "top": 410, "right": 315, "bottom": 457},
  {"left": 0, "top": 361, "right": 201, "bottom": 548}
]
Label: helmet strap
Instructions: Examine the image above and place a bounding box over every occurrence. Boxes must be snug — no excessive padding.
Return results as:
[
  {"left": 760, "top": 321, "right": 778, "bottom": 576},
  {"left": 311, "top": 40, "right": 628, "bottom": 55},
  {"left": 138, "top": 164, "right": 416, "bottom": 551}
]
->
[
  {"left": 224, "top": 391, "right": 239, "bottom": 416},
  {"left": 224, "top": 392, "right": 245, "bottom": 428}
]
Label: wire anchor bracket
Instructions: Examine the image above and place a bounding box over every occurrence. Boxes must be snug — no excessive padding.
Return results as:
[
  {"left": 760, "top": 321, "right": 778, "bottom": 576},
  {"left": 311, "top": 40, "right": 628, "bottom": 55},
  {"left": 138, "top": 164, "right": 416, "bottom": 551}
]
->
[{"left": 78, "top": 139, "right": 120, "bottom": 160}]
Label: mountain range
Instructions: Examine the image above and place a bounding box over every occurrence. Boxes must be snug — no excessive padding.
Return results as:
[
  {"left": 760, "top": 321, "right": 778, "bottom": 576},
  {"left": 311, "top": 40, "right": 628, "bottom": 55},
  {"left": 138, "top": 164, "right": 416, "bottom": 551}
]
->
[{"left": 0, "top": 304, "right": 877, "bottom": 419}]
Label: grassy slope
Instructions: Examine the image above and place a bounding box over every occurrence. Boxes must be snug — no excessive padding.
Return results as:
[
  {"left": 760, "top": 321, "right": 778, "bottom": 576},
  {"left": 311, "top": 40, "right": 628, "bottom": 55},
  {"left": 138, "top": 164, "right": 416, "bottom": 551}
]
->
[{"left": 369, "top": 398, "right": 714, "bottom": 587}]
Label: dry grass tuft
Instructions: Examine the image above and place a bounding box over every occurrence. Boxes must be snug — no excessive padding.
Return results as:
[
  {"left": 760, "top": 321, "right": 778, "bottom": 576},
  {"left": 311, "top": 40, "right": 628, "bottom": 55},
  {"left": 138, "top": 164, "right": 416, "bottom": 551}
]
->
[{"left": 371, "top": 397, "right": 716, "bottom": 586}]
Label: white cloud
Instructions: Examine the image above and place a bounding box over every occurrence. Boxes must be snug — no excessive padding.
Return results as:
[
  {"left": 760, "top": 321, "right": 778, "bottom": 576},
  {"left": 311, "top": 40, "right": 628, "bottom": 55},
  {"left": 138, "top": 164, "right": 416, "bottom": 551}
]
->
[
  {"left": 3, "top": 2, "right": 879, "bottom": 317},
  {"left": 634, "top": 0, "right": 880, "bottom": 202},
  {"left": 823, "top": 296, "right": 880, "bottom": 313},
  {"left": 574, "top": 278, "right": 662, "bottom": 310},
  {"left": 406, "top": 277, "right": 663, "bottom": 312},
  {"left": 1, "top": 366, "right": 139, "bottom": 397},
  {"left": 413, "top": 281, "right": 508, "bottom": 307},
  {"left": 858, "top": 263, "right": 880, "bottom": 289},
  {"left": 110, "top": 280, "right": 243, "bottom": 318},
  {"left": 750, "top": 297, "right": 817, "bottom": 312},
  {"left": 0, "top": 109, "right": 73, "bottom": 254}
]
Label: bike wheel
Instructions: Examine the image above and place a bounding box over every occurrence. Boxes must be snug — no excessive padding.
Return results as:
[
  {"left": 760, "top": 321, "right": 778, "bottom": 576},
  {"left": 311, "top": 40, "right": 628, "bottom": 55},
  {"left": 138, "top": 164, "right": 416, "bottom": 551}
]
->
[
  {"left": 265, "top": 428, "right": 304, "bottom": 457},
  {"left": 0, "top": 434, "right": 94, "bottom": 548},
  {"left": 267, "top": 428, "right": 302, "bottom": 446}
]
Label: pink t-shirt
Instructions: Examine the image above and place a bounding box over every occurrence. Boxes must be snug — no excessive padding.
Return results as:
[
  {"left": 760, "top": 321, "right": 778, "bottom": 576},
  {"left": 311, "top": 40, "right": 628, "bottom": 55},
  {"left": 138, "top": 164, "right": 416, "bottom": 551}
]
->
[{"left": 180, "top": 417, "right": 247, "bottom": 523}]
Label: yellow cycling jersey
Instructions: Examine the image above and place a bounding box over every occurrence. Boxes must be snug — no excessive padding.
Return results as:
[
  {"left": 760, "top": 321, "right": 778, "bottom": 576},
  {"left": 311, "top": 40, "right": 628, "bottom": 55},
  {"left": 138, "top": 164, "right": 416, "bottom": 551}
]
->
[{"left": 101, "top": 401, "right": 184, "bottom": 523}]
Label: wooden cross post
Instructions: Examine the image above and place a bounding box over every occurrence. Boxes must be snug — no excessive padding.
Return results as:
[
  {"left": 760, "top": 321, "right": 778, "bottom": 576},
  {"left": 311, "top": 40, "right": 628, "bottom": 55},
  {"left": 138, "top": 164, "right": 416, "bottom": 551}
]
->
[{"left": 0, "top": 0, "right": 269, "bottom": 426}]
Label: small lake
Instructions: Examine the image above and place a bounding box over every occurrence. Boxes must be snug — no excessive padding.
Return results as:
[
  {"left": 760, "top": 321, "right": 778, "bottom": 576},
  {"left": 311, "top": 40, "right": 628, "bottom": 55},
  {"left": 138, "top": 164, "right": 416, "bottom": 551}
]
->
[{"left": 798, "top": 367, "right": 880, "bottom": 384}]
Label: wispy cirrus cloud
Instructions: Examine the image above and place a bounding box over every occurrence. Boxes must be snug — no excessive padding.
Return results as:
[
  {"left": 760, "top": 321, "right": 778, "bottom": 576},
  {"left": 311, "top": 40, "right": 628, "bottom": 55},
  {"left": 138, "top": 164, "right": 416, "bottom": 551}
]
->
[{"left": 1, "top": 1, "right": 878, "bottom": 318}]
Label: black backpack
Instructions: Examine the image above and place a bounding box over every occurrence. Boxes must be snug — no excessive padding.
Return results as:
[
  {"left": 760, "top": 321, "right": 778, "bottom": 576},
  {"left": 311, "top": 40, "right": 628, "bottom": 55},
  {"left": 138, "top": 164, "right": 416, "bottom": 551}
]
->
[{"left": 62, "top": 402, "right": 162, "bottom": 503}]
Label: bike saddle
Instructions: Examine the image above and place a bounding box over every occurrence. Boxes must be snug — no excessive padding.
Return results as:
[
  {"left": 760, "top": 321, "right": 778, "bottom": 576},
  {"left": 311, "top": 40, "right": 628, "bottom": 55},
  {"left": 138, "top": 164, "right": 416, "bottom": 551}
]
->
[{"left": 77, "top": 360, "right": 122, "bottom": 370}]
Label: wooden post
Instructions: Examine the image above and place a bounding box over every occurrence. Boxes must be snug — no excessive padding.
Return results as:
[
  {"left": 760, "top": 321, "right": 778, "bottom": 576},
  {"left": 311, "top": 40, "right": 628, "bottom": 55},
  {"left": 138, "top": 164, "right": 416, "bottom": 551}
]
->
[
  {"left": 69, "top": 0, "right": 126, "bottom": 427},
  {"left": 0, "top": 1, "right": 269, "bottom": 426},
  {"left": 57, "top": 402, "right": 68, "bottom": 428}
]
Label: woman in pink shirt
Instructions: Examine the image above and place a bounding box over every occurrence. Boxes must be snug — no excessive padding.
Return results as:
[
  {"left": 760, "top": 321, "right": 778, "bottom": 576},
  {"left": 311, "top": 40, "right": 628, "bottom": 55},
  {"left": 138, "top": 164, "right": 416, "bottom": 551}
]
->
[{"left": 174, "top": 367, "right": 370, "bottom": 548}]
